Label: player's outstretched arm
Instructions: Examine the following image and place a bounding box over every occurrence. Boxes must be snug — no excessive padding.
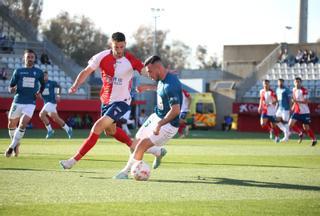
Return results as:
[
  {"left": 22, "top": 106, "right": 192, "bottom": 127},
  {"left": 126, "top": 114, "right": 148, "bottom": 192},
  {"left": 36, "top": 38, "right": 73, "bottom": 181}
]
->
[
  {"left": 69, "top": 66, "right": 95, "bottom": 94},
  {"left": 136, "top": 84, "right": 157, "bottom": 93}
]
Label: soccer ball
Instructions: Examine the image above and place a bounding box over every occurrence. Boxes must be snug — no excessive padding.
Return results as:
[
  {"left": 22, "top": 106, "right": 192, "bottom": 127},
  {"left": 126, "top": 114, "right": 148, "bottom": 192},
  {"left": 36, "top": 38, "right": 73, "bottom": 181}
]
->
[{"left": 130, "top": 160, "right": 151, "bottom": 181}]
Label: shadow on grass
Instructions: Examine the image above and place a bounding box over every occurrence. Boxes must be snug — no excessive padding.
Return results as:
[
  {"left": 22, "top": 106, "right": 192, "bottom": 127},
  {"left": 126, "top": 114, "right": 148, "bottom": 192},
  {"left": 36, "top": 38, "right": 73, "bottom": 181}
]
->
[
  {"left": 150, "top": 177, "right": 320, "bottom": 191},
  {"left": 164, "top": 161, "right": 312, "bottom": 169},
  {"left": 0, "top": 167, "right": 99, "bottom": 174}
]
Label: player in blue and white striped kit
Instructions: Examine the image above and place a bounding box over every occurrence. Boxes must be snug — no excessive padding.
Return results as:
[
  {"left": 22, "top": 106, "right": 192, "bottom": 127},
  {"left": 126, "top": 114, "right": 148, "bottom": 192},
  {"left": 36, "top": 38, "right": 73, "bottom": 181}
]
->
[{"left": 5, "top": 49, "right": 45, "bottom": 157}]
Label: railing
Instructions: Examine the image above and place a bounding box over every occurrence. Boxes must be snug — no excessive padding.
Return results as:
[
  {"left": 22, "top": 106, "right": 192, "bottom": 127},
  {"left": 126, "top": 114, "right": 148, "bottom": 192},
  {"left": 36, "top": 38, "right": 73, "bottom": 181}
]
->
[{"left": 236, "top": 44, "right": 282, "bottom": 101}]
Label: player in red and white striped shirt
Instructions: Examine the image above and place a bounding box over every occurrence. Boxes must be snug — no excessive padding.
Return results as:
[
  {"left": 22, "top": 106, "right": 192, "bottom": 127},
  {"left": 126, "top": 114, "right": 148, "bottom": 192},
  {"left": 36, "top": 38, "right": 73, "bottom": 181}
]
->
[
  {"left": 60, "top": 32, "right": 163, "bottom": 169},
  {"left": 258, "top": 80, "right": 280, "bottom": 142},
  {"left": 289, "top": 77, "right": 317, "bottom": 146}
]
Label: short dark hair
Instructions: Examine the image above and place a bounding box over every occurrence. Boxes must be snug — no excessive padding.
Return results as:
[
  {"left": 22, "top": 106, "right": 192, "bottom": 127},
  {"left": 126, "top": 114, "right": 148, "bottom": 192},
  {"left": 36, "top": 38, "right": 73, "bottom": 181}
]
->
[
  {"left": 263, "top": 79, "right": 270, "bottom": 83},
  {"left": 278, "top": 78, "right": 284, "bottom": 82},
  {"left": 295, "top": 77, "right": 302, "bottom": 82},
  {"left": 111, "top": 32, "right": 126, "bottom": 42},
  {"left": 43, "top": 70, "right": 48, "bottom": 74},
  {"left": 144, "top": 55, "right": 162, "bottom": 66},
  {"left": 24, "top": 49, "right": 35, "bottom": 55}
]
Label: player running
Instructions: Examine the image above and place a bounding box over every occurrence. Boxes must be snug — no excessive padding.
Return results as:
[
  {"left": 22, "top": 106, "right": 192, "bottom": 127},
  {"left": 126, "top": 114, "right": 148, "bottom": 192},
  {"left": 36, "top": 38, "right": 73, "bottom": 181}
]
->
[
  {"left": 275, "top": 79, "right": 291, "bottom": 142},
  {"left": 59, "top": 32, "right": 162, "bottom": 169},
  {"left": 4, "top": 49, "right": 45, "bottom": 157},
  {"left": 289, "top": 77, "right": 317, "bottom": 146},
  {"left": 114, "top": 55, "right": 182, "bottom": 179},
  {"left": 39, "top": 71, "right": 73, "bottom": 139},
  {"left": 258, "top": 79, "right": 280, "bottom": 143}
]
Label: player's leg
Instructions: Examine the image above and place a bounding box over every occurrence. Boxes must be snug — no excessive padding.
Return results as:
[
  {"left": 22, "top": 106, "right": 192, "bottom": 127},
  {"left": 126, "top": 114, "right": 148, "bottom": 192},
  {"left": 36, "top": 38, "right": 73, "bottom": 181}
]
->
[
  {"left": 39, "top": 105, "right": 55, "bottom": 138},
  {"left": 104, "top": 123, "right": 133, "bottom": 147},
  {"left": 5, "top": 114, "right": 31, "bottom": 157},
  {"left": 60, "top": 102, "right": 129, "bottom": 169},
  {"left": 260, "top": 116, "right": 273, "bottom": 139},
  {"left": 59, "top": 115, "right": 114, "bottom": 169},
  {"left": 5, "top": 104, "right": 34, "bottom": 157},
  {"left": 48, "top": 111, "right": 72, "bottom": 139},
  {"left": 289, "top": 114, "right": 304, "bottom": 143},
  {"left": 301, "top": 115, "right": 317, "bottom": 146},
  {"left": 7, "top": 117, "right": 20, "bottom": 157}
]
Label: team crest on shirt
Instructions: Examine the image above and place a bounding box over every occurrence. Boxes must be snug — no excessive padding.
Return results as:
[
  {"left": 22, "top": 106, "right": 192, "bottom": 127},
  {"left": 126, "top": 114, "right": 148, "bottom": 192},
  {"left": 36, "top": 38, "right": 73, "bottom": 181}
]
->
[{"left": 33, "top": 71, "right": 36, "bottom": 76}]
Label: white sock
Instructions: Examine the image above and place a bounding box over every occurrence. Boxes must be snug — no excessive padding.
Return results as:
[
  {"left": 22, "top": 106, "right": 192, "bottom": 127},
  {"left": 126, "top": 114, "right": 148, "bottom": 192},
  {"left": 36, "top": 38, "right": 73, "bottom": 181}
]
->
[
  {"left": 8, "top": 128, "right": 16, "bottom": 140},
  {"left": 46, "top": 124, "right": 53, "bottom": 132},
  {"left": 120, "top": 155, "right": 139, "bottom": 174},
  {"left": 276, "top": 122, "right": 285, "bottom": 132},
  {"left": 146, "top": 146, "right": 162, "bottom": 157},
  {"left": 62, "top": 124, "right": 69, "bottom": 132},
  {"left": 9, "top": 128, "right": 25, "bottom": 149}
]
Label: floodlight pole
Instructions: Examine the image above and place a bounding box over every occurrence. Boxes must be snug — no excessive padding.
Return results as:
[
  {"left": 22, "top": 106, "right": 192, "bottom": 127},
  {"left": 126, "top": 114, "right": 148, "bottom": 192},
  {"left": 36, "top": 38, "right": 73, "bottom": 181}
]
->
[{"left": 151, "top": 8, "right": 164, "bottom": 55}]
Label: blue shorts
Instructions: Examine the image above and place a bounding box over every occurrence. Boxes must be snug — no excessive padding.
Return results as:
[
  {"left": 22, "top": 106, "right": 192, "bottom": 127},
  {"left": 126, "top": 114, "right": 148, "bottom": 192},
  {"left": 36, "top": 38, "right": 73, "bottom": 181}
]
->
[
  {"left": 101, "top": 102, "right": 130, "bottom": 122},
  {"left": 179, "top": 111, "right": 188, "bottom": 120},
  {"left": 290, "top": 113, "right": 311, "bottom": 125},
  {"left": 260, "top": 114, "right": 276, "bottom": 122}
]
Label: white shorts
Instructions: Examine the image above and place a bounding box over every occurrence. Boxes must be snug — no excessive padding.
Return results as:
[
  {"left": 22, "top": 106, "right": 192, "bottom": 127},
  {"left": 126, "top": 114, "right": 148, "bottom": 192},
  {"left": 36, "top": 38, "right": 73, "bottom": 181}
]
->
[
  {"left": 135, "top": 113, "right": 178, "bottom": 146},
  {"left": 276, "top": 109, "right": 290, "bottom": 122},
  {"left": 41, "top": 102, "right": 57, "bottom": 113},
  {"left": 8, "top": 103, "right": 36, "bottom": 119}
]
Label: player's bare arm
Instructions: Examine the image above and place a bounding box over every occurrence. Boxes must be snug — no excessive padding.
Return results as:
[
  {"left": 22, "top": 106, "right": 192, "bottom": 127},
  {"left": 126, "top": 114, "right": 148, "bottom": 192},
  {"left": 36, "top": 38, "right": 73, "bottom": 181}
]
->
[
  {"left": 154, "top": 104, "right": 180, "bottom": 135},
  {"left": 69, "top": 66, "right": 95, "bottom": 94},
  {"left": 136, "top": 84, "right": 157, "bottom": 93}
]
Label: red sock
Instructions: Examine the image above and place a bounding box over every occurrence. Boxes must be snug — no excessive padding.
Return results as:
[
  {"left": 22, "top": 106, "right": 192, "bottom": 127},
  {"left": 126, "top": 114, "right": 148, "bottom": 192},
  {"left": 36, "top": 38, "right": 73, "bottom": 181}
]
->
[
  {"left": 74, "top": 132, "right": 100, "bottom": 161},
  {"left": 261, "top": 123, "right": 271, "bottom": 132},
  {"left": 113, "top": 127, "right": 132, "bottom": 147},
  {"left": 178, "top": 123, "right": 186, "bottom": 135},
  {"left": 291, "top": 124, "right": 303, "bottom": 134},
  {"left": 273, "top": 125, "right": 280, "bottom": 137},
  {"left": 305, "top": 129, "right": 316, "bottom": 141}
]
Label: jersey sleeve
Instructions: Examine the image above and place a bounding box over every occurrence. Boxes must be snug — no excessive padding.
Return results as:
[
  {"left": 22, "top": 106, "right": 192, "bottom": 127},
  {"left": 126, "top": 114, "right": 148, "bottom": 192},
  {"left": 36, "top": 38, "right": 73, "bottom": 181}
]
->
[
  {"left": 9, "top": 69, "right": 19, "bottom": 87},
  {"left": 126, "top": 52, "right": 144, "bottom": 73},
  {"left": 164, "top": 83, "right": 181, "bottom": 107},
  {"left": 88, "top": 50, "right": 109, "bottom": 70}
]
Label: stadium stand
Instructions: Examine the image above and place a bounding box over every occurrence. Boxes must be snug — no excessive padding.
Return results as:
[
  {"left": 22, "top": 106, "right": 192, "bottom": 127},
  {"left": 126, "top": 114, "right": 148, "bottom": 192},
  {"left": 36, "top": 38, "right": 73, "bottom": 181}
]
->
[
  {"left": 244, "top": 62, "right": 320, "bottom": 99},
  {"left": 0, "top": 4, "right": 89, "bottom": 99}
]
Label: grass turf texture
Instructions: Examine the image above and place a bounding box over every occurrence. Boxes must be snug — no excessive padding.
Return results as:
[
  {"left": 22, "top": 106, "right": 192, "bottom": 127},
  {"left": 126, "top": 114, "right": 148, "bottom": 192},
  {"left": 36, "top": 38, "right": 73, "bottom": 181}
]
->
[{"left": 0, "top": 129, "right": 319, "bottom": 215}]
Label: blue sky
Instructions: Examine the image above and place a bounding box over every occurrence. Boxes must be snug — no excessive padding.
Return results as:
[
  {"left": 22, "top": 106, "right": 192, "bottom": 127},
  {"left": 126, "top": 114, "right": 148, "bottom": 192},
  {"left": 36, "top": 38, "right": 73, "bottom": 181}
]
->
[{"left": 42, "top": 0, "right": 320, "bottom": 63}]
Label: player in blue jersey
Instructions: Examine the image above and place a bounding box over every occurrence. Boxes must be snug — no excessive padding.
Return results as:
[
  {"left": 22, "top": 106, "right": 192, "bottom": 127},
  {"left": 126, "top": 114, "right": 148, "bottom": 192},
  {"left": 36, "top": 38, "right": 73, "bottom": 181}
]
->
[
  {"left": 39, "top": 71, "right": 73, "bottom": 139},
  {"left": 114, "top": 55, "right": 182, "bottom": 179},
  {"left": 275, "top": 79, "right": 291, "bottom": 142},
  {"left": 4, "top": 49, "right": 45, "bottom": 157}
]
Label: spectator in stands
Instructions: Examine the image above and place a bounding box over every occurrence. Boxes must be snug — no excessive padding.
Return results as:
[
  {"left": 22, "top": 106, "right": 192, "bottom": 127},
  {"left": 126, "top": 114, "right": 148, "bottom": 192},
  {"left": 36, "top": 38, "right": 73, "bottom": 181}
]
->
[
  {"left": 277, "top": 48, "right": 288, "bottom": 64},
  {"left": 83, "top": 114, "right": 93, "bottom": 129},
  {"left": 222, "top": 115, "right": 233, "bottom": 131},
  {"left": 40, "top": 52, "right": 51, "bottom": 65},
  {"left": 295, "top": 49, "right": 304, "bottom": 64},
  {"left": 0, "top": 67, "right": 8, "bottom": 80},
  {"left": 301, "top": 49, "right": 309, "bottom": 64},
  {"left": 308, "top": 50, "right": 319, "bottom": 64}
]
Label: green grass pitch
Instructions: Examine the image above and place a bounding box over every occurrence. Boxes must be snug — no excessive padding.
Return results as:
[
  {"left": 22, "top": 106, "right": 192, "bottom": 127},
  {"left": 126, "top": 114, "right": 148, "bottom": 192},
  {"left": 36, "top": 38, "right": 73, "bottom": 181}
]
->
[{"left": 0, "top": 129, "right": 320, "bottom": 216}]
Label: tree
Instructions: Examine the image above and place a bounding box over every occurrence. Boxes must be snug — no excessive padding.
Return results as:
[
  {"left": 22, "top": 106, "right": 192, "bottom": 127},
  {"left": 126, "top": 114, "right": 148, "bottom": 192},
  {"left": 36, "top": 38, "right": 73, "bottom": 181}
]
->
[
  {"left": 2, "top": 0, "right": 43, "bottom": 29},
  {"left": 195, "top": 45, "right": 220, "bottom": 69},
  {"left": 128, "top": 25, "right": 190, "bottom": 69},
  {"left": 41, "top": 12, "right": 109, "bottom": 66}
]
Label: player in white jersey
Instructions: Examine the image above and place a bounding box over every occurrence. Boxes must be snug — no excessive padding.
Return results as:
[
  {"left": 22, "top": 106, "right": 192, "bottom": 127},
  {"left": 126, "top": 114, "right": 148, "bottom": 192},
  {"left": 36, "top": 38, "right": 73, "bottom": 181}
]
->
[
  {"left": 288, "top": 77, "right": 317, "bottom": 146},
  {"left": 59, "top": 32, "right": 163, "bottom": 169}
]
